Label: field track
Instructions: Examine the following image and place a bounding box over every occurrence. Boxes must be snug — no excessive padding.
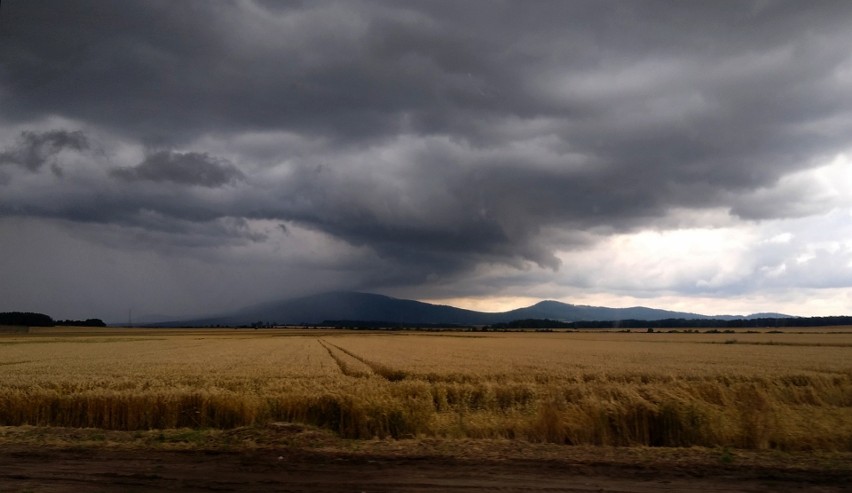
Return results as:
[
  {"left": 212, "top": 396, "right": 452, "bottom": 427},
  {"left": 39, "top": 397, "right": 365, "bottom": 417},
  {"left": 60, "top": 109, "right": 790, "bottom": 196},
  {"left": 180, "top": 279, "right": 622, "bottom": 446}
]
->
[{"left": 2, "top": 441, "right": 849, "bottom": 493}]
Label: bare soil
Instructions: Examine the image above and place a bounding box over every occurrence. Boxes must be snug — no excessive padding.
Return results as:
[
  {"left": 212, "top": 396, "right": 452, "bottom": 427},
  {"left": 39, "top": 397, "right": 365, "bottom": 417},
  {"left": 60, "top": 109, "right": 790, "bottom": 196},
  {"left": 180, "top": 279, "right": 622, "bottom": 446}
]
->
[{"left": 1, "top": 425, "right": 849, "bottom": 492}]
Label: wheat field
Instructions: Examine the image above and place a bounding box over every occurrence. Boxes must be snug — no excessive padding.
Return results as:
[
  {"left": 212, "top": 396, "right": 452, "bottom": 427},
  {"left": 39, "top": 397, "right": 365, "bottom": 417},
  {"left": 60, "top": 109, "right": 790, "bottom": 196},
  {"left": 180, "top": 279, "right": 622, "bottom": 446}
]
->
[{"left": 1, "top": 328, "right": 850, "bottom": 450}]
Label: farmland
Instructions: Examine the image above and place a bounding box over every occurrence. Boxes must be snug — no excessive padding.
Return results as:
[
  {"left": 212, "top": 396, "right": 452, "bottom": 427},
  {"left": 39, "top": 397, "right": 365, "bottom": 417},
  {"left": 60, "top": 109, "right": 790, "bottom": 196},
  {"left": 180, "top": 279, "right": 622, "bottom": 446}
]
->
[{"left": 1, "top": 328, "right": 850, "bottom": 451}]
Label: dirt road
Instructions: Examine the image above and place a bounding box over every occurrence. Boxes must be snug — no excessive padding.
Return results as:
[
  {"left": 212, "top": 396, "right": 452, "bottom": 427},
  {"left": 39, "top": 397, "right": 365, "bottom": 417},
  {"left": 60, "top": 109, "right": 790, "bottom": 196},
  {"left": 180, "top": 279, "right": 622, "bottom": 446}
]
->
[{"left": 2, "top": 446, "right": 849, "bottom": 493}]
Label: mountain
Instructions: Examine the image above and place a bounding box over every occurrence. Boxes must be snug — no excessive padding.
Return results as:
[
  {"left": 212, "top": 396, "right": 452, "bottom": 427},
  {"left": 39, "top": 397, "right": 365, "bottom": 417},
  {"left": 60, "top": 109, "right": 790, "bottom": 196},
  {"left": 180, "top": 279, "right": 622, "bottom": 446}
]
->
[
  {"left": 241, "top": 291, "right": 499, "bottom": 325},
  {"left": 157, "top": 291, "right": 786, "bottom": 327},
  {"left": 500, "top": 300, "right": 722, "bottom": 323},
  {"left": 170, "top": 292, "right": 501, "bottom": 327}
]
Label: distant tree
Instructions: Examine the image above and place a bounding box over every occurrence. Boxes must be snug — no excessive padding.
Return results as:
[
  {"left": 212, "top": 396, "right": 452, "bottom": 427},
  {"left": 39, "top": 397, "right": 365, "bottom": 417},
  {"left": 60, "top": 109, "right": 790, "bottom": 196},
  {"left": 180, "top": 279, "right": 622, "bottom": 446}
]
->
[
  {"left": 54, "top": 318, "right": 107, "bottom": 327},
  {"left": 0, "top": 312, "right": 54, "bottom": 326}
]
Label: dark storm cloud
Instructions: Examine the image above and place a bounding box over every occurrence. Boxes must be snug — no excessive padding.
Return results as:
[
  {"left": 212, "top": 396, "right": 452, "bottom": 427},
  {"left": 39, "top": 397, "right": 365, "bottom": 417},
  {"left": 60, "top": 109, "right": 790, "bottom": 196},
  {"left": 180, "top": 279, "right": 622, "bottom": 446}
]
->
[
  {"left": 0, "top": 130, "right": 88, "bottom": 172},
  {"left": 112, "top": 151, "right": 245, "bottom": 187},
  {"left": 2, "top": 0, "right": 852, "bottom": 292}
]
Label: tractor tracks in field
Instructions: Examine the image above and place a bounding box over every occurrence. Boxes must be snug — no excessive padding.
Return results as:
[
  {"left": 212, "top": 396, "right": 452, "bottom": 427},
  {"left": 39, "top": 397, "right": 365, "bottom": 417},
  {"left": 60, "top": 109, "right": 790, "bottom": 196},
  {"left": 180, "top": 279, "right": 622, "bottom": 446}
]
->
[
  {"left": 318, "top": 339, "right": 373, "bottom": 378},
  {"left": 0, "top": 360, "right": 32, "bottom": 367},
  {"left": 317, "top": 339, "right": 407, "bottom": 382}
]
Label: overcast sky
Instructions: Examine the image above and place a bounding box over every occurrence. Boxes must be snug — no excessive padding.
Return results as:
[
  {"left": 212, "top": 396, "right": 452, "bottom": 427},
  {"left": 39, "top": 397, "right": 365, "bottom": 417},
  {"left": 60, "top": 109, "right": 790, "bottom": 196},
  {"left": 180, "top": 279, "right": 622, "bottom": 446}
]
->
[{"left": 2, "top": 1, "right": 851, "bottom": 321}]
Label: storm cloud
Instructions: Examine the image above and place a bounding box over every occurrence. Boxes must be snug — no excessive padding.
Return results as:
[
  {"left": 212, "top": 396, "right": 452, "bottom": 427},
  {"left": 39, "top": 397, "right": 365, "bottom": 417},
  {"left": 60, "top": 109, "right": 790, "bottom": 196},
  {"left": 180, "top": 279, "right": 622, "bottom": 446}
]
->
[
  {"left": 1, "top": 1, "right": 851, "bottom": 320},
  {"left": 0, "top": 129, "right": 89, "bottom": 172},
  {"left": 112, "top": 151, "right": 245, "bottom": 187}
]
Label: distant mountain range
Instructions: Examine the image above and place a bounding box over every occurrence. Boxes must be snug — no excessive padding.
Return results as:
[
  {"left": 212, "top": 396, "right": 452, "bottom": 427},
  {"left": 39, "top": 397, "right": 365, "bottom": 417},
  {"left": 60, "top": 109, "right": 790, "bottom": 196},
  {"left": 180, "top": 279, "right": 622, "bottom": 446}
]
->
[{"left": 151, "top": 291, "right": 791, "bottom": 327}]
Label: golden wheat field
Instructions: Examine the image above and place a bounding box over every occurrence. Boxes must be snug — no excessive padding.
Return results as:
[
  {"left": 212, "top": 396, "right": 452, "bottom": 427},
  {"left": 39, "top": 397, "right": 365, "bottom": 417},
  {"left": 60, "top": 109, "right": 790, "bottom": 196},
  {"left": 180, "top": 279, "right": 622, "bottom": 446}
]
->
[{"left": 1, "top": 328, "right": 850, "bottom": 451}]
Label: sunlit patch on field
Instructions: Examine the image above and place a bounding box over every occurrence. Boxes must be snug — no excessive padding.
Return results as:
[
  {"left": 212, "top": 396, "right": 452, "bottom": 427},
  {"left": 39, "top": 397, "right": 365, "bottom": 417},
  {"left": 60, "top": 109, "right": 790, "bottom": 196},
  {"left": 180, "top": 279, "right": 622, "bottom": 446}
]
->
[{"left": 1, "top": 329, "right": 850, "bottom": 450}]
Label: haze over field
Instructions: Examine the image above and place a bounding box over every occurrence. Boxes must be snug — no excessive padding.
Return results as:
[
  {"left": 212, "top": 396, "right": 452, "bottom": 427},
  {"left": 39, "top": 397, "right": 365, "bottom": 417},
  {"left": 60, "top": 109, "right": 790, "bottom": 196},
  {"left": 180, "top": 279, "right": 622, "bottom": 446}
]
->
[{"left": 1, "top": 1, "right": 852, "bottom": 321}]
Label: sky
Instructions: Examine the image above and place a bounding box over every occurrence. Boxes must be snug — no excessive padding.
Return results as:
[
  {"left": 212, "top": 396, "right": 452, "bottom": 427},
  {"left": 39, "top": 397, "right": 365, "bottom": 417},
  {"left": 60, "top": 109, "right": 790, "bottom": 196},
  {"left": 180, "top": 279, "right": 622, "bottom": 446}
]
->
[{"left": 1, "top": 1, "right": 852, "bottom": 322}]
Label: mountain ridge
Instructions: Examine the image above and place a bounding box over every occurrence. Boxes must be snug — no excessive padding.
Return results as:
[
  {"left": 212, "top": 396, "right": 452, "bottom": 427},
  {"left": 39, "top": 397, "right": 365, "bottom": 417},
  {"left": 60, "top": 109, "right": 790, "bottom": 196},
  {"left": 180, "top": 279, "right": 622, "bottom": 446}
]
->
[{"left": 150, "top": 291, "right": 792, "bottom": 327}]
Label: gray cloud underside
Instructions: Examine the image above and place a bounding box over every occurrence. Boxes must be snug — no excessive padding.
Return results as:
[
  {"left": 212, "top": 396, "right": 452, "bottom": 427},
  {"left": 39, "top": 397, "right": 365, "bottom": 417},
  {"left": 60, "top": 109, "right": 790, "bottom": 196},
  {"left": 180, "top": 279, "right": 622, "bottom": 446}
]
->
[
  {"left": 0, "top": 130, "right": 88, "bottom": 172},
  {"left": 2, "top": 1, "right": 852, "bottom": 289},
  {"left": 112, "top": 151, "right": 245, "bottom": 187}
]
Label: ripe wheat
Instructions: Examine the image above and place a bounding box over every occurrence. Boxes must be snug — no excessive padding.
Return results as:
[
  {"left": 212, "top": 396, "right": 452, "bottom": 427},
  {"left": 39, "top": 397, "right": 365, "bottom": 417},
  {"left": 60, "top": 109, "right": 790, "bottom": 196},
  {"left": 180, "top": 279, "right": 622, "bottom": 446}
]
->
[{"left": 1, "top": 329, "right": 849, "bottom": 450}]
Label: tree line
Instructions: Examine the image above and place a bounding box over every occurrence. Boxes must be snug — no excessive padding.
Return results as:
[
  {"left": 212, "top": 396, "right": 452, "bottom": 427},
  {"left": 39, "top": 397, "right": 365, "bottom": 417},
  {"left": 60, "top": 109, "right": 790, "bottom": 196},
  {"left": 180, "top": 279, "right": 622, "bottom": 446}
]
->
[
  {"left": 490, "top": 316, "right": 852, "bottom": 329},
  {"left": 0, "top": 312, "right": 105, "bottom": 327}
]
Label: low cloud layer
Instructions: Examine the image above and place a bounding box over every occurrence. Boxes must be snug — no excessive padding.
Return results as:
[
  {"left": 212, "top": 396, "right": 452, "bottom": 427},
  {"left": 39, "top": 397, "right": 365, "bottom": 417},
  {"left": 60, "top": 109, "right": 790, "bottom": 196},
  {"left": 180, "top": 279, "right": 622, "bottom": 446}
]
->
[{"left": 1, "top": 1, "right": 851, "bottom": 320}]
